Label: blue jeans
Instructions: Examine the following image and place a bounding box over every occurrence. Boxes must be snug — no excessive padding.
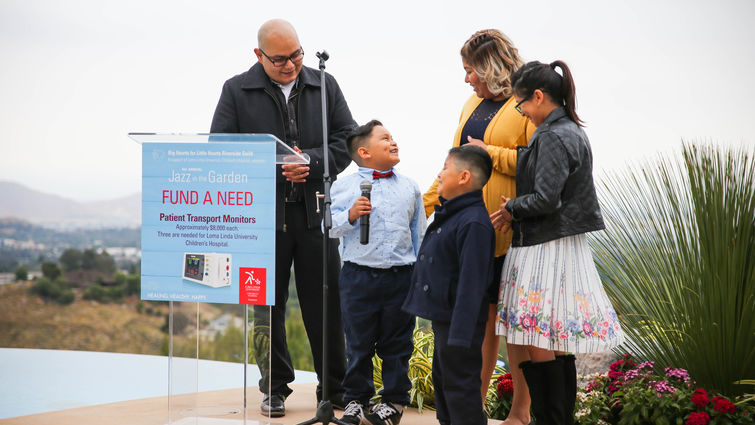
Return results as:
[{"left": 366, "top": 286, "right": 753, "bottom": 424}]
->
[{"left": 339, "top": 262, "right": 415, "bottom": 405}]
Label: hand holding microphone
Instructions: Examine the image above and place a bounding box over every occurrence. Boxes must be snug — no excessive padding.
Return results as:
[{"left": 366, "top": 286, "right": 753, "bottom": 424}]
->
[{"left": 348, "top": 180, "right": 372, "bottom": 245}]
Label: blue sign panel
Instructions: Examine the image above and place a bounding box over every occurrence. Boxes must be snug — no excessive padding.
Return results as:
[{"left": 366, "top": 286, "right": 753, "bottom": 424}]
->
[{"left": 141, "top": 142, "right": 275, "bottom": 305}]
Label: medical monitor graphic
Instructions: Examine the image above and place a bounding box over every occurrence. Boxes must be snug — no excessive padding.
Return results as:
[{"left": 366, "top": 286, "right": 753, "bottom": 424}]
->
[{"left": 183, "top": 252, "right": 232, "bottom": 288}]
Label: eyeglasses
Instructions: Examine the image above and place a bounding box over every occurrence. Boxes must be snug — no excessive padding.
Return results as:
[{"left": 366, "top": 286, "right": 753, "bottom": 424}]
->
[
  {"left": 514, "top": 93, "right": 533, "bottom": 113},
  {"left": 259, "top": 48, "right": 304, "bottom": 67}
]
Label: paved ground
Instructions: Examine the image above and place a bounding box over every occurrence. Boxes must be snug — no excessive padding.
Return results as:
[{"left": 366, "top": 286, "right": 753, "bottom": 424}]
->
[{"left": 0, "top": 383, "right": 457, "bottom": 425}]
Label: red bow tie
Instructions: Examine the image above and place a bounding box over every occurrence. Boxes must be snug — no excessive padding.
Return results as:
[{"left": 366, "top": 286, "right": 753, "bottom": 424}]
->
[{"left": 372, "top": 170, "right": 394, "bottom": 179}]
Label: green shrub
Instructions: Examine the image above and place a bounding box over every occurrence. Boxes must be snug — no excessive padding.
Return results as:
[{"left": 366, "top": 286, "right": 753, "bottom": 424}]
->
[
  {"left": 372, "top": 324, "right": 435, "bottom": 411},
  {"left": 574, "top": 354, "right": 753, "bottom": 424},
  {"left": 15, "top": 265, "right": 28, "bottom": 281},
  {"left": 57, "top": 290, "right": 75, "bottom": 305},
  {"left": 590, "top": 142, "right": 754, "bottom": 397},
  {"left": 30, "top": 277, "right": 60, "bottom": 299},
  {"left": 83, "top": 284, "right": 107, "bottom": 302},
  {"left": 29, "top": 276, "right": 74, "bottom": 304},
  {"left": 106, "top": 285, "right": 124, "bottom": 300}
]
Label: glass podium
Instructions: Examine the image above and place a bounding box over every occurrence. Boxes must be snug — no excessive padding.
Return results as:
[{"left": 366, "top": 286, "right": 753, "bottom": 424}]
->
[{"left": 131, "top": 133, "right": 308, "bottom": 424}]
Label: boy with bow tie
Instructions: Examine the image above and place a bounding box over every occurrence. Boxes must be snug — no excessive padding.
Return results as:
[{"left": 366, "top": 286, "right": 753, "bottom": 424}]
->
[{"left": 328, "top": 119, "right": 426, "bottom": 425}]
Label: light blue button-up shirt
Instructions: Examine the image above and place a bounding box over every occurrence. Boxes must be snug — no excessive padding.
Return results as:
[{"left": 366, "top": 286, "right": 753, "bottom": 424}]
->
[{"left": 329, "top": 167, "right": 426, "bottom": 269}]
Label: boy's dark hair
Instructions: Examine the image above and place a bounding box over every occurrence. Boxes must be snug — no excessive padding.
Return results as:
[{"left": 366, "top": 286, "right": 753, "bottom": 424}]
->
[
  {"left": 448, "top": 145, "right": 493, "bottom": 189},
  {"left": 346, "top": 119, "right": 383, "bottom": 162}
]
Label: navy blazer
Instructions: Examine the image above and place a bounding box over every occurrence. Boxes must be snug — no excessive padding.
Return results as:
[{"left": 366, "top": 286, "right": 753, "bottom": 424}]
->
[{"left": 402, "top": 190, "right": 495, "bottom": 347}]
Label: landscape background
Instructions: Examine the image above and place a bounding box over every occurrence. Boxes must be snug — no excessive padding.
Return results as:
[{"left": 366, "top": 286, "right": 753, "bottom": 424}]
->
[{"left": 1, "top": 0, "right": 753, "bottom": 393}]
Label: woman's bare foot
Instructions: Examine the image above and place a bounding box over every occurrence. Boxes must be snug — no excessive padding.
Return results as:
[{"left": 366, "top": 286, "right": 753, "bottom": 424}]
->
[{"left": 500, "top": 413, "right": 531, "bottom": 425}]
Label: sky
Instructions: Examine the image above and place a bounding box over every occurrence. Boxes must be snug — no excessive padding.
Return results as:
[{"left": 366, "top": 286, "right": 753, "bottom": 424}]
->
[{"left": 0, "top": 0, "right": 753, "bottom": 202}]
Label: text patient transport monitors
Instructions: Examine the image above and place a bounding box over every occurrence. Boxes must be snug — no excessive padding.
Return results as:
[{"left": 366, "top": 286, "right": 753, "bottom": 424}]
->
[{"left": 183, "top": 252, "right": 232, "bottom": 288}]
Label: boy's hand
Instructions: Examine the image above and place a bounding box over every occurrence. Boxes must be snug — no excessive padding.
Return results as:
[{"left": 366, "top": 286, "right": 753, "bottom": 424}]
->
[
  {"left": 348, "top": 197, "right": 372, "bottom": 224},
  {"left": 490, "top": 195, "right": 513, "bottom": 232}
]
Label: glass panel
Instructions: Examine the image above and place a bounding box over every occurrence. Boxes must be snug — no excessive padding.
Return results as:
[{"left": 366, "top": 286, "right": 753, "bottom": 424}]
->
[{"left": 128, "top": 133, "right": 310, "bottom": 165}]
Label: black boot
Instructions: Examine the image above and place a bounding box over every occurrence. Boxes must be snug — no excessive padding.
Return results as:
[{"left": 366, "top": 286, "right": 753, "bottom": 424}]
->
[
  {"left": 520, "top": 359, "right": 566, "bottom": 425},
  {"left": 557, "top": 354, "right": 577, "bottom": 425}
]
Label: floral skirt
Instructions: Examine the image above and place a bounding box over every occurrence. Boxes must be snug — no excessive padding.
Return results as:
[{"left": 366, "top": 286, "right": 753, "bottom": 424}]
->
[{"left": 495, "top": 234, "right": 624, "bottom": 353}]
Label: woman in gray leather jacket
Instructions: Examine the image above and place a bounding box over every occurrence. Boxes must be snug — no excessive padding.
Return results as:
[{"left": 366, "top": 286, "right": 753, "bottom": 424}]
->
[{"left": 490, "top": 60, "right": 625, "bottom": 425}]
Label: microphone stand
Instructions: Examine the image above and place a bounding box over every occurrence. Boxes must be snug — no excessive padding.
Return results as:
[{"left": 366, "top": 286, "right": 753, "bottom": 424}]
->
[{"left": 298, "top": 50, "right": 349, "bottom": 425}]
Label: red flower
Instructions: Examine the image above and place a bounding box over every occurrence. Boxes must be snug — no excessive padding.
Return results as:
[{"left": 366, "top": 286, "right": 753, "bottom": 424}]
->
[
  {"left": 608, "top": 370, "right": 624, "bottom": 380},
  {"left": 607, "top": 380, "right": 623, "bottom": 394},
  {"left": 685, "top": 411, "right": 710, "bottom": 425},
  {"left": 496, "top": 377, "right": 514, "bottom": 397},
  {"left": 609, "top": 356, "right": 636, "bottom": 372},
  {"left": 711, "top": 396, "right": 736, "bottom": 414},
  {"left": 691, "top": 388, "right": 709, "bottom": 407}
]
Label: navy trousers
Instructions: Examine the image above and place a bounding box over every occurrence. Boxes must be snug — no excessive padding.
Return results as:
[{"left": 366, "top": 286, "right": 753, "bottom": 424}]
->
[
  {"left": 339, "top": 261, "right": 415, "bottom": 405},
  {"left": 432, "top": 320, "right": 487, "bottom": 425}
]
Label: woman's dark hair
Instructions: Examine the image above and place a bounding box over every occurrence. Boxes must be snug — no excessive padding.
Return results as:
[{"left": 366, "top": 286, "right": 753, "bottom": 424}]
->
[{"left": 510, "top": 60, "right": 584, "bottom": 126}]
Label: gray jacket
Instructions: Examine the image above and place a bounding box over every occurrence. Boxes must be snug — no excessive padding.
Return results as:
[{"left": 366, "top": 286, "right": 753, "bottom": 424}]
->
[{"left": 506, "top": 107, "right": 605, "bottom": 247}]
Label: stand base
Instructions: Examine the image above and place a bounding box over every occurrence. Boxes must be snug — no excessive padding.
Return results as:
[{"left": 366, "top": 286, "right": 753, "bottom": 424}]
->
[
  {"left": 296, "top": 400, "right": 350, "bottom": 425},
  {"left": 179, "top": 406, "right": 242, "bottom": 417}
]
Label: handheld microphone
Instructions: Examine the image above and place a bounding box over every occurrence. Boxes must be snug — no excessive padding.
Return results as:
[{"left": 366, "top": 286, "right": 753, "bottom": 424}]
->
[{"left": 359, "top": 180, "right": 372, "bottom": 245}]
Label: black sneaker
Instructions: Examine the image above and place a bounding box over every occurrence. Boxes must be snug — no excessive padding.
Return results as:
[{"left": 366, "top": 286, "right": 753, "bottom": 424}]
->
[
  {"left": 260, "top": 393, "right": 285, "bottom": 417},
  {"left": 339, "top": 400, "right": 365, "bottom": 425},
  {"left": 361, "top": 402, "right": 403, "bottom": 425}
]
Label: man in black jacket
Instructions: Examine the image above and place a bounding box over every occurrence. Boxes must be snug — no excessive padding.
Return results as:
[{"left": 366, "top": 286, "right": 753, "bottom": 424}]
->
[{"left": 210, "top": 18, "right": 354, "bottom": 417}]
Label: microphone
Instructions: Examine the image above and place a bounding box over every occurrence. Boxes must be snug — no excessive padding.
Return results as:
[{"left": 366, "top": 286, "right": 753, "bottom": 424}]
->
[{"left": 359, "top": 180, "right": 372, "bottom": 245}]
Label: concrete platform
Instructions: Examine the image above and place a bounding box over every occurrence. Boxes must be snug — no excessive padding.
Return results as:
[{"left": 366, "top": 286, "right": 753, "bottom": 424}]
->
[{"left": 0, "top": 383, "right": 444, "bottom": 425}]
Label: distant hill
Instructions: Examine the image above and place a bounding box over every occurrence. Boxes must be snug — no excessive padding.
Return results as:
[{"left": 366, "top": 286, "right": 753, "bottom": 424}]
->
[{"left": 0, "top": 181, "right": 140, "bottom": 228}]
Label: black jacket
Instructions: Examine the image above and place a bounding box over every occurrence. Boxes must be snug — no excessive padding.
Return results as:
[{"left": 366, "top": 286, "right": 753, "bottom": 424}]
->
[
  {"left": 210, "top": 62, "right": 356, "bottom": 230},
  {"left": 506, "top": 107, "right": 605, "bottom": 246},
  {"left": 402, "top": 190, "right": 495, "bottom": 348}
]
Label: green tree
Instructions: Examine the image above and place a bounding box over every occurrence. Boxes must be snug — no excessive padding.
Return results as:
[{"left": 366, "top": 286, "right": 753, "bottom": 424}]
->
[
  {"left": 41, "top": 262, "right": 61, "bottom": 280},
  {"left": 114, "top": 272, "right": 127, "bottom": 286},
  {"left": 285, "top": 306, "right": 314, "bottom": 371},
  {"left": 59, "top": 248, "right": 83, "bottom": 271},
  {"left": 81, "top": 248, "right": 116, "bottom": 273},
  {"left": 95, "top": 251, "right": 116, "bottom": 274},
  {"left": 590, "top": 142, "right": 754, "bottom": 397},
  {"left": 81, "top": 248, "right": 98, "bottom": 270},
  {"left": 15, "top": 265, "right": 28, "bottom": 281},
  {"left": 213, "top": 324, "right": 245, "bottom": 362},
  {"left": 125, "top": 274, "right": 140, "bottom": 296}
]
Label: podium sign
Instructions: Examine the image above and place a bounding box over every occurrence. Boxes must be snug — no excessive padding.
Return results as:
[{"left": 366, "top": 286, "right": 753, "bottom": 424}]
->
[{"left": 135, "top": 133, "right": 305, "bottom": 305}]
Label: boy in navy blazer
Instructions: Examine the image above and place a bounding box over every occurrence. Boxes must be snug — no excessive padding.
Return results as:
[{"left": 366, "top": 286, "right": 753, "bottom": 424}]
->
[{"left": 402, "top": 145, "right": 495, "bottom": 425}]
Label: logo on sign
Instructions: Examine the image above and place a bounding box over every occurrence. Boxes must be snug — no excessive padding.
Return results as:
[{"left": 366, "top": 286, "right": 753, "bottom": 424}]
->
[{"left": 239, "top": 267, "right": 266, "bottom": 305}]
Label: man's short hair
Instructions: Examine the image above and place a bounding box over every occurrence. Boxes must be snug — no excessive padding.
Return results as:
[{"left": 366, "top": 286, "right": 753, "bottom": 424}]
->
[
  {"left": 346, "top": 119, "right": 383, "bottom": 163},
  {"left": 447, "top": 145, "right": 493, "bottom": 189}
]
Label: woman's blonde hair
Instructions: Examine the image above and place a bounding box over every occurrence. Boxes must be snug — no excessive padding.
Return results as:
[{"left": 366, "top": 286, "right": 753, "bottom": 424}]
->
[{"left": 460, "top": 29, "right": 523, "bottom": 98}]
